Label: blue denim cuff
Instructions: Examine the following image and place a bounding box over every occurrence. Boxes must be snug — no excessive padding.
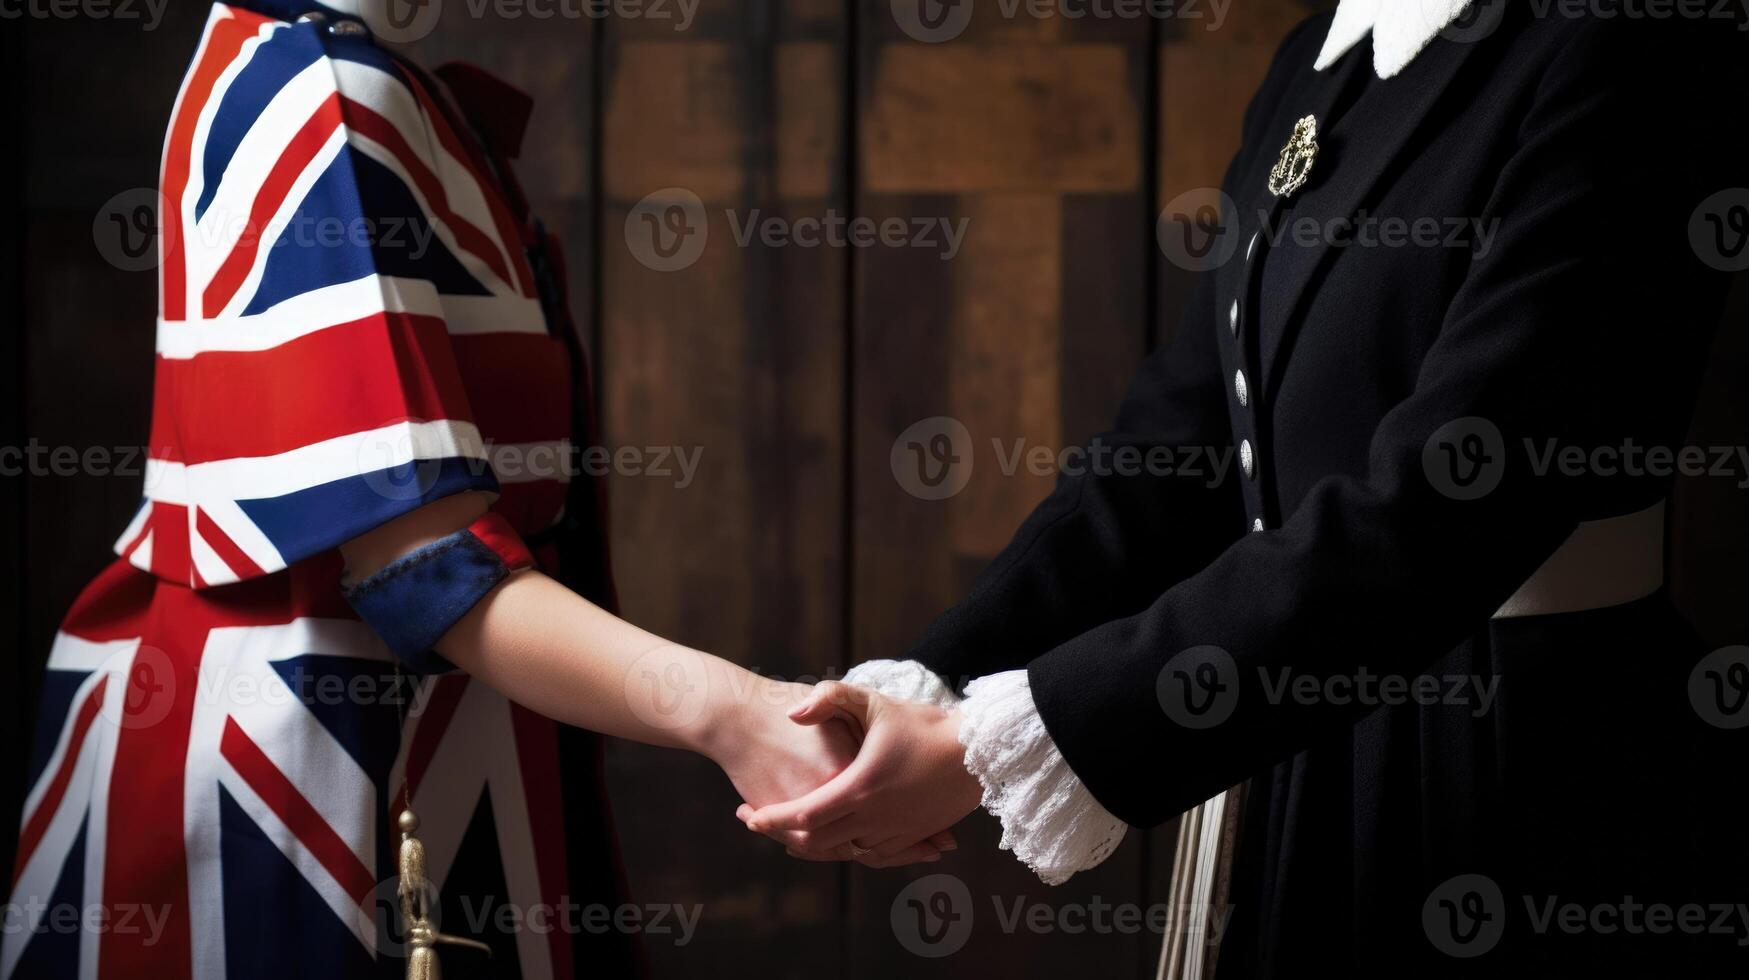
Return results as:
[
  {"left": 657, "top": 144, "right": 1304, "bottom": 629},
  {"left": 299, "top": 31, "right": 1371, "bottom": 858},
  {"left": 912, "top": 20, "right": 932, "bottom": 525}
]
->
[{"left": 342, "top": 526, "right": 518, "bottom": 673}]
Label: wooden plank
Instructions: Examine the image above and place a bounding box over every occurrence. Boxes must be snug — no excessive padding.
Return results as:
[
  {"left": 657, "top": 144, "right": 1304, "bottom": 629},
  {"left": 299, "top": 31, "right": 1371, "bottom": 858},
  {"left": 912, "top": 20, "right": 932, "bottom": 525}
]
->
[
  {"left": 862, "top": 44, "right": 1140, "bottom": 194},
  {"left": 597, "top": 9, "right": 852, "bottom": 976},
  {"left": 850, "top": 7, "right": 1157, "bottom": 974}
]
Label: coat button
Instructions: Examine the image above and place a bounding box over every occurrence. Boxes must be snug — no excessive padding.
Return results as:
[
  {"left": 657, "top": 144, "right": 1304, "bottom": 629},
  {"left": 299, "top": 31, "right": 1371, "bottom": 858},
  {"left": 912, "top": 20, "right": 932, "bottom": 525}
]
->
[
  {"left": 329, "top": 18, "right": 370, "bottom": 36},
  {"left": 1240, "top": 439, "right": 1255, "bottom": 479},
  {"left": 1234, "top": 369, "right": 1249, "bottom": 407},
  {"left": 1251, "top": 518, "right": 1265, "bottom": 533},
  {"left": 1228, "top": 299, "right": 1239, "bottom": 335}
]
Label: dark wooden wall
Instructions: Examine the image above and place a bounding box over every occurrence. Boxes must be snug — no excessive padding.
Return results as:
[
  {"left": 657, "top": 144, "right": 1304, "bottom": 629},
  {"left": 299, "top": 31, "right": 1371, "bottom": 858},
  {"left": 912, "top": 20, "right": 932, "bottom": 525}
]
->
[{"left": 5, "top": 3, "right": 1744, "bottom": 979}]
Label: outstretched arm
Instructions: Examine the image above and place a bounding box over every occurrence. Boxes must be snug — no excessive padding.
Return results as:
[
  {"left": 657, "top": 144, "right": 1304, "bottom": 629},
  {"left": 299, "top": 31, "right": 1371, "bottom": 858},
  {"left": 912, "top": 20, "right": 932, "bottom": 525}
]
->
[{"left": 342, "top": 491, "right": 861, "bottom": 813}]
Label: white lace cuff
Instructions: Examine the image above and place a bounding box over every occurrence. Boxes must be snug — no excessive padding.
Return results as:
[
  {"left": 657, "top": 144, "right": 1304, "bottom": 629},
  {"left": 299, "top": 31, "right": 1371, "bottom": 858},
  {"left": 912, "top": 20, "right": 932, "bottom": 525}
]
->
[
  {"left": 840, "top": 660, "right": 1127, "bottom": 886},
  {"left": 841, "top": 659, "right": 959, "bottom": 708},
  {"left": 958, "top": 670, "right": 1128, "bottom": 885}
]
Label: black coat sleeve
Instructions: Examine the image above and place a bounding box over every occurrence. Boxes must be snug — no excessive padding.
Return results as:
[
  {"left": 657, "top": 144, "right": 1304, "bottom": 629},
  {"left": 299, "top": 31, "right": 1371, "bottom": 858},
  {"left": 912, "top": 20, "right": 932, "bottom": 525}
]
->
[
  {"left": 1027, "top": 23, "right": 1743, "bottom": 826},
  {"left": 902, "top": 18, "right": 1330, "bottom": 689}
]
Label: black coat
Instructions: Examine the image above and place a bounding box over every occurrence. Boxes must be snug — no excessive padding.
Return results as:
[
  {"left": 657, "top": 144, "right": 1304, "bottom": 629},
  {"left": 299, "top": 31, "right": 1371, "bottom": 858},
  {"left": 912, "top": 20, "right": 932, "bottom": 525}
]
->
[{"left": 907, "top": 9, "right": 1747, "bottom": 973}]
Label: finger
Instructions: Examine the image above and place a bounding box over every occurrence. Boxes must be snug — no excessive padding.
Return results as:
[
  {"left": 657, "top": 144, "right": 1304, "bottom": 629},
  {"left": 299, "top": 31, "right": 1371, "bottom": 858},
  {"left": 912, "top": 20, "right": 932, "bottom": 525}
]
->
[
  {"left": 789, "top": 680, "right": 873, "bottom": 730},
  {"left": 926, "top": 829, "right": 959, "bottom": 852},
  {"left": 867, "top": 833, "right": 938, "bottom": 861},
  {"left": 859, "top": 842, "right": 944, "bottom": 868},
  {"left": 784, "top": 812, "right": 874, "bottom": 853},
  {"left": 742, "top": 764, "right": 863, "bottom": 834}
]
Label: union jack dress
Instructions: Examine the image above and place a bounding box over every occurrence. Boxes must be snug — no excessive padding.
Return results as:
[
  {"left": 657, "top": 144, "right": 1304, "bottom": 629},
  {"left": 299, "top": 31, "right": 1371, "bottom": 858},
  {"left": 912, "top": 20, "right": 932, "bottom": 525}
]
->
[{"left": 5, "top": 2, "right": 636, "bottom": 977}]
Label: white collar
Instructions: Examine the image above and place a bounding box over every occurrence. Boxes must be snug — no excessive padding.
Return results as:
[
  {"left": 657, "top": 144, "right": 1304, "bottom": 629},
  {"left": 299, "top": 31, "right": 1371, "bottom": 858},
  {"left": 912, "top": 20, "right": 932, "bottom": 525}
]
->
[{"left": 1313, "top": 0, "right": 1474, "bottom": 79}]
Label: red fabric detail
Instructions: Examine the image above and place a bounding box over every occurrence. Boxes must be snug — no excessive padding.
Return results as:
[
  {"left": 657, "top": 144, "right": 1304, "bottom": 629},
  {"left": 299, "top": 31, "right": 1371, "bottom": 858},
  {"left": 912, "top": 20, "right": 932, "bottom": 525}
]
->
[
  {"left": 160, "top": 311, "right": 471, "bottom": 463},
  {"left": 202, "top": 93, "right": 345, "bottom": 317},
  {"left": 467, "top": 511, "right": 534, "bottom": 570},
  {"left": 220, "top": 718, "right": 377, "bottom": 906},
  {"left": 432, "top": 62, "right": 534, "bottom": 161}
]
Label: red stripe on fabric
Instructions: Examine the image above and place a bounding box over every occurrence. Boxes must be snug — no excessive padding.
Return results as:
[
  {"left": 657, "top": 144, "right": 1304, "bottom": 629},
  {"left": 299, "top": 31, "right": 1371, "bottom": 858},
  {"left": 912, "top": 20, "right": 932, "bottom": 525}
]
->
[
  {"left": 148, "top": 502, "right": 192, "bottom": 585},
  {"left": 162, "top": 311, "right": 472, "bottom": 463},
  {"left": 12, "top": 677, "right": 109, "bottom": 887},
  {"left": 195, "top": 506, "right": 266, "bottom": 579},
  {"left": 220, "top": 717, "right": 377, "bottom": 905},
  {"left": 338, "top": 97, "right": 516, "bottom": 291},
  {"left": 449, "top": 333, "right": 570, "bottom": 445},
  {"left": 402, "top": 72, "right": 536, "bottom": 298},
  {"left": 393, "top": 675, "right": 468, "bottom": 814},
  {"left": 510, "top": 705, "right": 574, "bottom": 979},
  {"left": 149, "top": 358, "right": 183, "bottom": 464},
  {"left": 161, "top": 9, "right": 270, "bottom": 321},
  {"left": 201, "top": 94, "right": 345, "bottom": 318},
  {"left": 119, "top": 508, "right": 151, "bottom": 561},
  {"left": 102, "top": 610, "right": 200, "bottom": 978},
  {"left": 467, "top": 512, "right": 533, "bottom": 570}
]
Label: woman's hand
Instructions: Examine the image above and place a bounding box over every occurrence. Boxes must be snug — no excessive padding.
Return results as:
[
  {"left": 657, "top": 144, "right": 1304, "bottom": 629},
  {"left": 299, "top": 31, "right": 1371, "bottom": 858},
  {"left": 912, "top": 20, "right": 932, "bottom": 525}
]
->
[
  {"left": 736, "top": 681, "right": 982, "bottom": 867},
  {"left": 701, "top": 677, "right": 861, "bottom": 809}
]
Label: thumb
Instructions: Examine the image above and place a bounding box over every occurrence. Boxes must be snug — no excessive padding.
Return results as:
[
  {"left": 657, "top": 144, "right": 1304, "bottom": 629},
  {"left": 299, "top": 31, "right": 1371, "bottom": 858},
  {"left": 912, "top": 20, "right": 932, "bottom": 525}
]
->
[{"left": 789, "top": 680, "right": 874, "bottom": 729}]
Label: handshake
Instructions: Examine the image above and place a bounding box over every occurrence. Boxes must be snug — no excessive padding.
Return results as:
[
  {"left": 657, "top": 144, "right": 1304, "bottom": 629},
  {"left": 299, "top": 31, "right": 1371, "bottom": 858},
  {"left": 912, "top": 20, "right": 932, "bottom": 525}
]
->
[{"left": 700, "top": 671, "right": 985, "bottom": 868}]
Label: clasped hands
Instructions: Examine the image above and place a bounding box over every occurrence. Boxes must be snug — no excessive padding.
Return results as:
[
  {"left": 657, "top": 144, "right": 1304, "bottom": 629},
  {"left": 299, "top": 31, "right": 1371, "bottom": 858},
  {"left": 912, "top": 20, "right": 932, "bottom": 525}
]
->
[{"left": 711, "top": 679, "right": 983, "bottom": 868}]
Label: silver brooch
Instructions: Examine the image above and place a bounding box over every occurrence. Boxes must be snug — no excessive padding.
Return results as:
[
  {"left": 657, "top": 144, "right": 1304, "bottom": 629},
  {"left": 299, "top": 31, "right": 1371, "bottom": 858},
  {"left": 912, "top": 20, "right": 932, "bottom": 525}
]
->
[{"left": 1267, "top": 115, "right": 1319, "bottom": 199}]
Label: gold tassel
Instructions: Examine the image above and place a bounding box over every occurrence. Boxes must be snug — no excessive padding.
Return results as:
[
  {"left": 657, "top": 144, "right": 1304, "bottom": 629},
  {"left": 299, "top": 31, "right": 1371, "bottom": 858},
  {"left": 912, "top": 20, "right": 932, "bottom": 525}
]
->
[{"left": 397, "top": 808, "right": 493, "bottom": 980}]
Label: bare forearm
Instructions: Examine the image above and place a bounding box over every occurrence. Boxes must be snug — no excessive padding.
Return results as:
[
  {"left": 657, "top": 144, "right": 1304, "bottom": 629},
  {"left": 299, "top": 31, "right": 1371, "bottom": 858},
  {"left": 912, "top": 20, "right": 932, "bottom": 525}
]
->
[
  {"left": 335, "top": 494, "right": 859, "bottom": 810},
  {"left": 436, "top": 569, "right": 752, "bottom": 756}
]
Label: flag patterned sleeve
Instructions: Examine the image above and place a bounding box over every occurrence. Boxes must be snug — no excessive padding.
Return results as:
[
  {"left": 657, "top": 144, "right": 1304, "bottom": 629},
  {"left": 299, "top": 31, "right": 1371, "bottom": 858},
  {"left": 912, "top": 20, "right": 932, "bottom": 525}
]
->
[{"left": 119, "top": 4, "right": 548, "bottom": 591}]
